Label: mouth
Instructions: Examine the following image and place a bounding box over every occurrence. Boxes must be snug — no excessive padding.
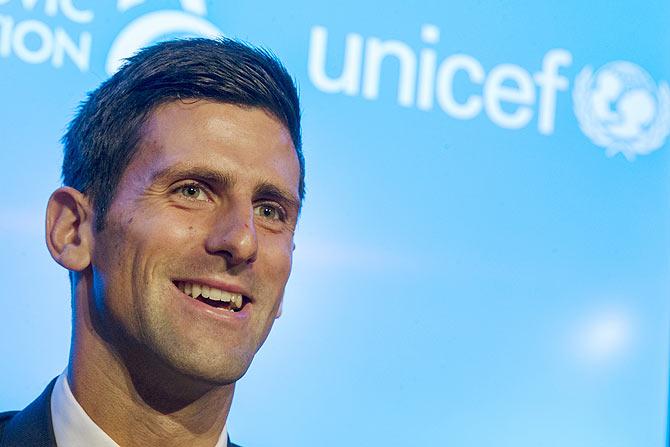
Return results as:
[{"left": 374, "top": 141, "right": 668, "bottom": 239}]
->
[{"left": 173, "top": 280, "right": 250, "bottom": 313}]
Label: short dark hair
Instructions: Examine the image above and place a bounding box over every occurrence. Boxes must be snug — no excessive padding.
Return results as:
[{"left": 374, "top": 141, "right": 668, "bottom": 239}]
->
[{"left": 62, "top": 37, "right": 303, "bottom": 231}]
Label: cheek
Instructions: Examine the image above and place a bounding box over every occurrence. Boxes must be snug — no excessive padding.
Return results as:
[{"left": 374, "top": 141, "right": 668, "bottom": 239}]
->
[
  {"left": 94, "top": 212, "right": 197, "bottom": 324},
  {"left": 128, "top": 208, "right": 200, "bottom": 254},
  {"left": 260, "top": 234, "right": 294, "bottom": 283},
  {"left": 95, "top": 208, "right": 192, "bottom": 289}
]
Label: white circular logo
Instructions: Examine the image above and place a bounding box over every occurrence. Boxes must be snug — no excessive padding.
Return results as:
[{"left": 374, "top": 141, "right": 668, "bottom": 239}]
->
[
  {"left": 573, "top": 61, "right": 670, "bottom": 160},
  {"left": 106, "top": 0, "right": 223, "bottom": 75}
]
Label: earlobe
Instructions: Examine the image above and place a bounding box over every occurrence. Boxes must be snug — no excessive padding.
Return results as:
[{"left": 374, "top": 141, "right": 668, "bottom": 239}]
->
[{"left": 45, "top": 187, "right": 94, "bottom": 272}]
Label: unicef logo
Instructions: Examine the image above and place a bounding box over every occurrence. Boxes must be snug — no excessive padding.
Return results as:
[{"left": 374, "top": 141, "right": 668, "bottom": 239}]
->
[
  {"left": 573, "top": 61, "right": 670, "bottom": 160},
  {"left": 105, "top": 0, "right": 223, "bottom": 75}
]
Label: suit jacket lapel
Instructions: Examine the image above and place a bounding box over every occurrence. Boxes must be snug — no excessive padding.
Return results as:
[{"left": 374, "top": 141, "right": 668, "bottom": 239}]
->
[
  {"left": 0, "top": 378, "right": 57, "bottom": 447},
  {"left": 1, "top": 378, "right": 243, "bottom": 447}
]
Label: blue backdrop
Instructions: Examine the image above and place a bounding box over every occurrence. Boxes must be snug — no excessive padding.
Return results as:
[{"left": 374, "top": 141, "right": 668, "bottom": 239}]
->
[{"left": 1, "top": 1, "right": 668, "bottom": 446}]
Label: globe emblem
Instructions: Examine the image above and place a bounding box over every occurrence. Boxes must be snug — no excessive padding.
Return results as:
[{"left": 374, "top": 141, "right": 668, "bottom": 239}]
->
[
  {"left": 573, "top": 61, "right": 670, "bottom": 160},
  {"left": 106, "top": 0, "right": 223, "bottom": 75}
]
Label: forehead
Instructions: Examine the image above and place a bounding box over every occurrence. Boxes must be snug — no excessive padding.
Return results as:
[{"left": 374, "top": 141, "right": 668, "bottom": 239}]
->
[{"left": 127, "top": 100, "right": 300, "bottom": 195}]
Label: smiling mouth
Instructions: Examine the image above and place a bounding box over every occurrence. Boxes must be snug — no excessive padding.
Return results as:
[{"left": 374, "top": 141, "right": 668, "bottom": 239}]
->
[{"left": 174, "top": 281, "right": 248, "bottom": 312}]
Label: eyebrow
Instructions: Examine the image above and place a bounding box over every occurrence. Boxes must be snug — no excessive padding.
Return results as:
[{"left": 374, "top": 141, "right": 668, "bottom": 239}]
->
[
  {"left": 151, "top": 165, "right": 235, "bottom": 188},
  {"left": 151, "top": 164, "right": 301, "bottom": 212}
]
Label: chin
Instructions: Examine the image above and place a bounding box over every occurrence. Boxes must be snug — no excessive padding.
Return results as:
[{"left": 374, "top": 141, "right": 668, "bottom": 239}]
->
[
  {"left": 186, "top": 363, "right": 251, "bottom": 386},
  {"left": 161, "top": 348, "right": 256, "bottom": 387}
]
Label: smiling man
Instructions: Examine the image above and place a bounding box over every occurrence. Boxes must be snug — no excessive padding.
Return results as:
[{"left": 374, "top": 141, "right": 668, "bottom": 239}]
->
[{"left": 0, "top": 38, "right": 303, "bottom": 447}]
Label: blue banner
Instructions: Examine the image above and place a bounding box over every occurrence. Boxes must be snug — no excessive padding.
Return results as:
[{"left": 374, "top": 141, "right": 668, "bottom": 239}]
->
[{"left": 1, "top": 1, "right": 668, "bottom": 446}]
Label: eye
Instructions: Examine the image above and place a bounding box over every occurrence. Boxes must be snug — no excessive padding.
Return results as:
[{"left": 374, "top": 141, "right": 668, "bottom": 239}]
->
[
  {"left": 176, "top": 183, "right": 208, "bottom": 201},
  {"left": 254, "top": 204, "right": 283, "bottom": 221}
]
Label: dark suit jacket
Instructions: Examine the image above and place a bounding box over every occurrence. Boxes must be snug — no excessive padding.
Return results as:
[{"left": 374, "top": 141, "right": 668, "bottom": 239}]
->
[{"left": 0, "top": 379, "right": 241, "bottom": 447}]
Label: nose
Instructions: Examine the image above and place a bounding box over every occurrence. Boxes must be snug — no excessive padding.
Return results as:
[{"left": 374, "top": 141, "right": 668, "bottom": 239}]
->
[{"left": 205, "top": 201, "right": 258, "bottom": 267}]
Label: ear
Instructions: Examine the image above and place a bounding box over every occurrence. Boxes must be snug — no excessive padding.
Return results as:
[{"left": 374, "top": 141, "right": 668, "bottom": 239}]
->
[
  {"left": 45, "top": 187, "right": 94, "bottom": 272},
  {"left": 275, "top": 297, "right": 284, "bottom": 319},
  {"left": 281, "top": 243, "right": 295, "bottom": 317}
]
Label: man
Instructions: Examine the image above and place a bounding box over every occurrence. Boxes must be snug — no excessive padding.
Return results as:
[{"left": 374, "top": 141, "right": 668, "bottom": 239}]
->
[{"left": 0, "top": 37, "right": 304, "bottom": 447}]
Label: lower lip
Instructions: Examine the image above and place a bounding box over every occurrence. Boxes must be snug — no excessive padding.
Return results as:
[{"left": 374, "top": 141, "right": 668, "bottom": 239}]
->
[{"left": 172, "top": 283, "right": 251, "bottom": 323}]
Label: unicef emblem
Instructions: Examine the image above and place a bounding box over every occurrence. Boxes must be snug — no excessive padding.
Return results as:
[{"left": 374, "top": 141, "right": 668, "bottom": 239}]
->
[
  {"left": 573, "top": 61, "right": 670, "bottom": 160},
  {"left": 106, "top": 0, "right": 223, "bottom": 75}
]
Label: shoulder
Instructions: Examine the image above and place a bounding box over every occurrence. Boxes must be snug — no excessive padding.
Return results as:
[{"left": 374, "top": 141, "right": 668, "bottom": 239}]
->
[
  {"left": 0, "top": 411, "right": 19, "bottom": 433},
  {"left": 0, "top": 411, "right": 18, "bottom": 422},
  {"left": 0, "top": 378, "right": 57, "bottom": 447}
]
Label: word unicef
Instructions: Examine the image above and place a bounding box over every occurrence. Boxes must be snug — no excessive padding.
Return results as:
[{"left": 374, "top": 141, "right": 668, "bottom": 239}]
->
[{"left": 308, "top": 24, "right": 670, "bottom": 159}]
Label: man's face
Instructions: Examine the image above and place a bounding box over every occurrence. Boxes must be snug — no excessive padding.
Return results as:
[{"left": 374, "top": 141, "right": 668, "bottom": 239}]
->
[{"left": 89, "top": 100, "right": 300, "bottom": 384}]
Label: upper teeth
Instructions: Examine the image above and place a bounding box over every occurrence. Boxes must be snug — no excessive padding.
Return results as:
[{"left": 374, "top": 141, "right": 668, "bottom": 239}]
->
[{"left": 178, "top": 281, "right": 244, "bottom": 310}]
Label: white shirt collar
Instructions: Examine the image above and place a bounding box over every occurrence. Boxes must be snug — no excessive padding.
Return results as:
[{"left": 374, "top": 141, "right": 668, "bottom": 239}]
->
[{"left": 50, "top": 370, "right": 228, "bottom": 447}]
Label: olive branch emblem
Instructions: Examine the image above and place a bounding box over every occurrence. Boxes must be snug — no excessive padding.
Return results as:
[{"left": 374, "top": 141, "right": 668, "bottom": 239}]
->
[{"left": 573, "top": 65, "right": 670, "bottom": 160}]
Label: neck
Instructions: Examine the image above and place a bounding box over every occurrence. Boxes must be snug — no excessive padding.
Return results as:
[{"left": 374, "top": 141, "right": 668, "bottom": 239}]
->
[{"left": 67, "top": 277, "right": 234, "bottom": 447}]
